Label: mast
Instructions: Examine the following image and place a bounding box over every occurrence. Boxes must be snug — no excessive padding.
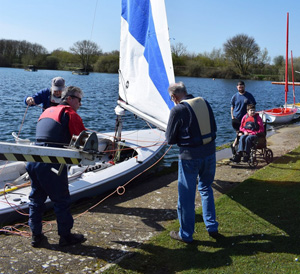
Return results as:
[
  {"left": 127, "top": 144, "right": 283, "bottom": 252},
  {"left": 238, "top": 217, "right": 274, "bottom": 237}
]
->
[
  {"left": 291, "top": 50, "right": 296, "bottom": 105},
  {"left": 284, "top": 12, "right": 289, "bottom": 108}
]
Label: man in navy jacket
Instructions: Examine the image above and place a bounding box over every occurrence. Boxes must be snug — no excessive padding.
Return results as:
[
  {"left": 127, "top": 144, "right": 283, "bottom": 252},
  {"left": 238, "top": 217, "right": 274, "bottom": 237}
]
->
[
  {"left": 166, "top": 81, "right": 222, "bottom": 243},
  {"left": 24, "top": 77, "right": 65, "bottom": 110},
  {"left": 27, "top": 86, "right": 86, "bottom": 248}
]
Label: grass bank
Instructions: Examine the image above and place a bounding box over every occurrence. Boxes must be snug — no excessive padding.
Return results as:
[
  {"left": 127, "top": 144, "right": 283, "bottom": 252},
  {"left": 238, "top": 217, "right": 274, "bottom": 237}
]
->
[{"left": 103, "top": 146, "right": 300, "bottom": 273}]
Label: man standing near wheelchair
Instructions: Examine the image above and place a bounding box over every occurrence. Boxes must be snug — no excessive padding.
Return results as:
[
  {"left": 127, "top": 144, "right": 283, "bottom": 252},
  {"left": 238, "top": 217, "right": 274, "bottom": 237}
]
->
[
  {"left": 231, "top": 104, "right": 264, "bottom": 163},
  {"left": 231, "top": 81, "right": 256, "bottom": 132},
  {"left": 230, "top": 81, "right": 257, "bottom": 153}
]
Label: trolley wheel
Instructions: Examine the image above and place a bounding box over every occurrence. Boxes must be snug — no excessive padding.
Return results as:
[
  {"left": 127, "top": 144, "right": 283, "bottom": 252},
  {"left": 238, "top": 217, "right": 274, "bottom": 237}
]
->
[
  {"left": 264, "top": 148, "right": 273, "bottom": 164},
  {"left": 248, "top": 150, "right": 258, "bottom": 168}
]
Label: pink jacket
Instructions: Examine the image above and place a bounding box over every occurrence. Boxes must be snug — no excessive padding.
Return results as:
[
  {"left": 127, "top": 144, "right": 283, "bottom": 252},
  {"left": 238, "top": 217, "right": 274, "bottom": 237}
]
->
[{"left": 239, "top": 113, "right": 264, "bottom": 135}]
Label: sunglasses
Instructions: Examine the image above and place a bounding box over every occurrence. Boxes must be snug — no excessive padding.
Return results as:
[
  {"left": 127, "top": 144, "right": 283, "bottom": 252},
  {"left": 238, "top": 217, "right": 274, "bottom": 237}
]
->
[{"left": 70, "top": 95, "right": 81, "bottom": 103}]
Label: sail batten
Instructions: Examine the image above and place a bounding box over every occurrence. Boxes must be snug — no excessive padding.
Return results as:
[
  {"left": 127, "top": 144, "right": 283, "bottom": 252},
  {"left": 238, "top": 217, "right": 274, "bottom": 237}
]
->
[{"left": 119, "top": 0, "right": 174, "bottom": 127}]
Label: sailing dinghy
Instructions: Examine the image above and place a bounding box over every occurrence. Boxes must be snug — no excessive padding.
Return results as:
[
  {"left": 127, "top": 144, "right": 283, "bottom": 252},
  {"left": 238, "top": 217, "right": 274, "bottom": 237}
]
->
[
  {"left": 286, "top": 103, "right": 300, "bottom": 113},
  {"left": 286, "top": 51, "right": 300, "bottom": 113},
  {"left": 259, "top": 12, "right": 297, "bottom": 124},
  {"left": 0, "top": 0, "right": 175, "bottom": 224}
]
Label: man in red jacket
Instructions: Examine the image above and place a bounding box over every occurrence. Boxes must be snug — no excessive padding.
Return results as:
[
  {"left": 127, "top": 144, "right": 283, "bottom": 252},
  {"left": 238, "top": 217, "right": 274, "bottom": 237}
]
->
[{"left": 27, "top": 86, "right": 87, "bottom": 248}]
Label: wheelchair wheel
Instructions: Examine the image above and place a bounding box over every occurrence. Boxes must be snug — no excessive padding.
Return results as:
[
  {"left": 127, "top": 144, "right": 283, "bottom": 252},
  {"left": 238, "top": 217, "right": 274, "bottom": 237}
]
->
[
  {"left": 264, "top": 148, "right": 273, "bottom": 164},
  {"left": 248, "top": 150, "right": 258, "bottom": 168},
  {"left": 231, "top": 142, "right": 238, "bottom": 156}
]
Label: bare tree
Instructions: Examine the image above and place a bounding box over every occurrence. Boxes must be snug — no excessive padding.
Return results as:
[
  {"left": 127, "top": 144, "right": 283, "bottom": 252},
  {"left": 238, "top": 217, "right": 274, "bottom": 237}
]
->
[
  {"left": 259, "top": 48, "right": 271, "bottom": 65},
  {"left": 223, "top": 34, "right": 260, "bottom": 75},
  {"left": 70, "top": 40, "right": 102, "bottom": 71},
  {"left": 171, "top": 42, "right": 187, "bottom": 57}
]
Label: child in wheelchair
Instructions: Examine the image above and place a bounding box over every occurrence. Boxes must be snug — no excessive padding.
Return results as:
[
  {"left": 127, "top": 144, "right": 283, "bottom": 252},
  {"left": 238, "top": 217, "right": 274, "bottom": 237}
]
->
[{"left": 230, "top": 104, "right": 264, "bottom": 163}]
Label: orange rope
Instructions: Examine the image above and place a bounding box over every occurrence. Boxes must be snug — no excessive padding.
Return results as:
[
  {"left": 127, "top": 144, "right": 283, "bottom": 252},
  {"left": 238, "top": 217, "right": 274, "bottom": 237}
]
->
[
  {"left": 74, "top": 143, "right": 172, "bottom": 219},
  {"left": 1, "top": 144, "right": 173, "bottom": 238},
  {"left": 1, "top": 143, "right": 173, "bottom": 237},
  {"left": 1, "top": 108, "right": 173, "bottom": 237},
  {"left": 2, "top": 186, "right": 29, "bottom": 217}
]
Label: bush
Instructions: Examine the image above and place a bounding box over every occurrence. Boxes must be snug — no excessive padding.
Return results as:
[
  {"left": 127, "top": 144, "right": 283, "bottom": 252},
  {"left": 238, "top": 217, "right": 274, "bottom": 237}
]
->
[{"left": 94, "top": 55, "right": 119, "bottom": 73}]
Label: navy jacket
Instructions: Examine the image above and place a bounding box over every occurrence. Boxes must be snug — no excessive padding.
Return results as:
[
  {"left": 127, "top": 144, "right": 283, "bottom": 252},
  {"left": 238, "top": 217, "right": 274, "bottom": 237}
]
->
[
  {"left": 166, "top": 94, "right": 217, "bottom": 159},
  {"left": 24, "top": 88, "right": 52, "bottom": 110}
]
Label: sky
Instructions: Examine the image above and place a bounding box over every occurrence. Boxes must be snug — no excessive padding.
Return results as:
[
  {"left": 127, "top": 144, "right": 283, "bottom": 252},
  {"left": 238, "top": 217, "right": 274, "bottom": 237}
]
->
[{"left": 1, "top": 0, "right": 300, "bottom": 62}]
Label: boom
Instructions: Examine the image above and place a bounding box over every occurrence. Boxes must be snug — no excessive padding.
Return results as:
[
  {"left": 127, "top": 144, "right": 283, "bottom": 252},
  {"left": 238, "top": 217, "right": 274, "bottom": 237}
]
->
[{"left": 0, "top": 131, "right": 101, "bottom": 166}]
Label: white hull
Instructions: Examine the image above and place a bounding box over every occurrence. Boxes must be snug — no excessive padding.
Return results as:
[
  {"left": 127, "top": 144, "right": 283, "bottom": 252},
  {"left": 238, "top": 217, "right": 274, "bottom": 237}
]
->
[
  {"left": 0, "top": 129, "right": 166, "bottom": 224},
  {"left": 286, "top": 103, "right": 300, "bottom": 114},
  {"left": 258, "top": 107, "right": 297, "bottom": 124}
]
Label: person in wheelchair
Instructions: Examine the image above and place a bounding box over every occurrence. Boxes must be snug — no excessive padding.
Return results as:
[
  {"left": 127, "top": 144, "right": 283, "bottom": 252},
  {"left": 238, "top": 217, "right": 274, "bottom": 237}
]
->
[{"left": 230, "top": 104, "right": 264, "bottom": 163}]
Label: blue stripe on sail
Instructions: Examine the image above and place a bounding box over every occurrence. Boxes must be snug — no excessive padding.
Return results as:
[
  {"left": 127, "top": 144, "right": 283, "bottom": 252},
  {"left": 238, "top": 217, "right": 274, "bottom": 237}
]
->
[
  {"left": 122, "top": 0, "right": 173, "bottom": 110},
  {"left": 122, "top": 0, "right": 149, "bottom": 46}
]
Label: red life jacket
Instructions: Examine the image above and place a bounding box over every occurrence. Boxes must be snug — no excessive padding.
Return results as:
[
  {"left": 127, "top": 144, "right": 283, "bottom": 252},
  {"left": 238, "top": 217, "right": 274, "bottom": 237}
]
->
[
  {"left": 37, "top": 105, "right": 85, "bottom": 145},
  {"left": 39, "top": 105, "right": 71, "bottom": 123}
]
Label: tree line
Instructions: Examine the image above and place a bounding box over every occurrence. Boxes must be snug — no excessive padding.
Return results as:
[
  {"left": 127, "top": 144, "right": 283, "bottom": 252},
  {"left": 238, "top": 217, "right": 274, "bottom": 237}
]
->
[{"left": 1, "top": 34, "right": 300, "bottom": 81}]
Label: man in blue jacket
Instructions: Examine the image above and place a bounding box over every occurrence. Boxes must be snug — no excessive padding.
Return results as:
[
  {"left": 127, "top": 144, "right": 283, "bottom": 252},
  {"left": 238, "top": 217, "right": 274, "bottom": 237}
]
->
[
  {"left": 24, "top": 77, "right": 65, "bottom": 110},
  {"left": 231, "top": 81, "right": 256, "bottom": 131},
  {"left": 166, "top": 81, "right": 221, "bottom": 243}
]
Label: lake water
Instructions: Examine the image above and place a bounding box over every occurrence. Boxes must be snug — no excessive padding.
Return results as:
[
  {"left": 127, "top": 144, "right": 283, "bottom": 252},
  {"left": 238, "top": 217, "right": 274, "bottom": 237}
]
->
[{"left": 0, "top": 68, "right": 297, "bottom": 166}]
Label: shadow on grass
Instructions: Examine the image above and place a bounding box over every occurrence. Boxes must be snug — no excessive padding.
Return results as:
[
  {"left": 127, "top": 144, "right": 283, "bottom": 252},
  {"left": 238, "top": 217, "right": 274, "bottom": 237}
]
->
[
  {"left": 269, "top": 150, "right": 300, "bottom": 167},
  {"left": 107, "top": 178, "right": 300, "bottom": 273},
  {"left": 107, "top": 149, "right": 300, "bottom": 273},
  {"left": 228, "top": 178, "right": 300, "bottom": 236},
  {"left": 228, "top": 149, "right": 300, "bottom": 237},
  {"left": 111, "top": 232, "right": 299, "bottom": 273}
]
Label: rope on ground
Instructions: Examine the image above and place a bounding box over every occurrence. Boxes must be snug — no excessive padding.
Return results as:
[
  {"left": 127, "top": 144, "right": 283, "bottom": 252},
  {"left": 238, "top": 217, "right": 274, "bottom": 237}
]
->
[
  {"left": 0, "top": 141, "right": 172, "bottom": 237},
  {"left": 74, "top": 143, "right": 173, "bottom": 219},
  {"left": 0, "top": 220, "right": 55, "bottom": 238},
  {"left": 1, "top": 108, "right": 172, "bottom": 237}
]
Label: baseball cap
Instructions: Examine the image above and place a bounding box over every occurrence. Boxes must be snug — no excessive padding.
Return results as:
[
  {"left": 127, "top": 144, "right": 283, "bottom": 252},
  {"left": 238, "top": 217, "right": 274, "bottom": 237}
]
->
[{"left": 52, "top": 77, "right": 65, "bottom": 91}]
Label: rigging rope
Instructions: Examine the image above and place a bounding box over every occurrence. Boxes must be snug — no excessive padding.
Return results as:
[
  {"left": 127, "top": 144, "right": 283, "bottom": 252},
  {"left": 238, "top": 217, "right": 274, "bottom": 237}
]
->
[
  {"left": 17, "top": 105, "right": 29, "bottom": 138},
  {"left": 90, "top": 0, "right": 99, "bottom": 41}
]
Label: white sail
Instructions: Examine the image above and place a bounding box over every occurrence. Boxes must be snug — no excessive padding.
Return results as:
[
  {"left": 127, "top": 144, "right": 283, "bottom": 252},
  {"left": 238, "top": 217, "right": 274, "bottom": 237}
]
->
[{"left": 118, "top": 0, "right": 175, "bottom": 131}]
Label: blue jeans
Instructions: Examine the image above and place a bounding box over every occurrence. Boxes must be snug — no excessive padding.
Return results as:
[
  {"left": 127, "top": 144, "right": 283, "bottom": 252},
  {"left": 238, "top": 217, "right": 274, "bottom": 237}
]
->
[
  {"left": 177, "top": 154, "right": 218, "bottom": 242},
  {"left": 27, "top": 162, "right": 74, "bottom": 236},
  {"left": 238, "top": 135, "right": 257, "bottom": 154}
]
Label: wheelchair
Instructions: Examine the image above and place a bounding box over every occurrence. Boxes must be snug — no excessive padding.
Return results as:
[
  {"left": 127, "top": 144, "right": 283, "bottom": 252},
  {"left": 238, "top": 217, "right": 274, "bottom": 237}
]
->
[{"left": 231, "top": 122, "right": 273, "bottom": 168}]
